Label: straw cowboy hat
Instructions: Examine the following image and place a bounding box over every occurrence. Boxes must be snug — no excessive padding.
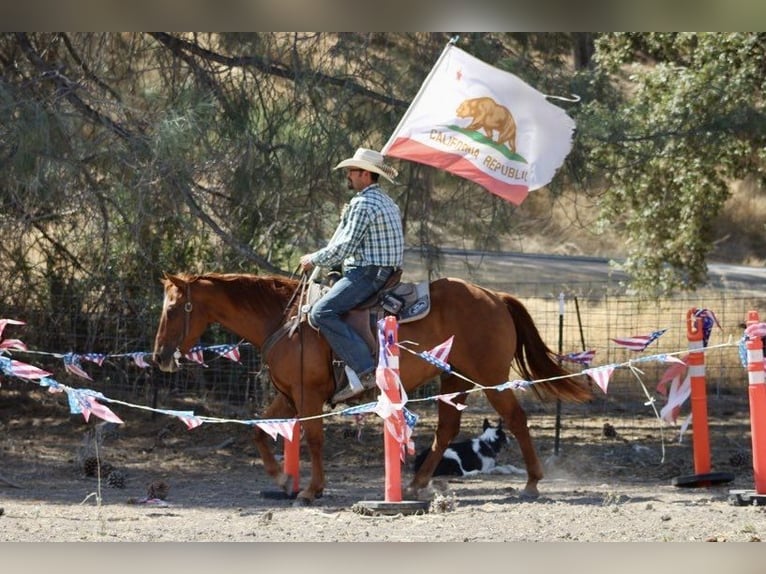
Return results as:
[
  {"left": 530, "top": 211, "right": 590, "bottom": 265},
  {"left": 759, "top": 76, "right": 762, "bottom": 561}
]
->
[{"left": 334, "top": 148, "right": 398, "bottom": 183}]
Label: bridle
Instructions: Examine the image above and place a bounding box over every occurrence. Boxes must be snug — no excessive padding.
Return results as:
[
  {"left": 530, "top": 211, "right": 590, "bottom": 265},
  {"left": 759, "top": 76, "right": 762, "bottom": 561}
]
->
[{"left": 172, "top": 282, "right": 194, "bottom": 361}]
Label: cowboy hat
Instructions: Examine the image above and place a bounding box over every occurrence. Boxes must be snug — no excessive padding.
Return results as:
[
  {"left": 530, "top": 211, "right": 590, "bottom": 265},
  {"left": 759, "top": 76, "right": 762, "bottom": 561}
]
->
[{"left": 334, "top": 148, "right": 398, "bottom": 183}]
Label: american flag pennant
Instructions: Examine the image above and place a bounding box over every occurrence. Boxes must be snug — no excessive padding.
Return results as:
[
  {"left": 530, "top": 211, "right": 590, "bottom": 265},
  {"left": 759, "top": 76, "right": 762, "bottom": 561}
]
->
[
  {"left": 374, "top": 393, "right": 414, "bottom": 459},
  {"left": 209, "top": 344, "right": 241, "bottom": 363},
  {"left": 436, "top": 392, "right": 468, "bottom": 411},
  {"left": 339, "top": 401, "right": 379, "bottom": 416},
  {"left": 693, "top": 308, "right": 721, "bottom": 346},
  {"left": 403, "top": 407, "right": 419, "bottom": 430},
  {"left": 496, "top": 379, "right": 531, "bottom": 392},
  {"left": 560, "top": 349, "right": 596, "bottom": 366},
  {"left": 659, "top": 372, "right": 692, "bottom": 426},
  {"left": 0, "top": 338, "right": 27, "bottom": 351},
  {"left": 63, "top": 353, "right": 93, "bottom": 381},
  {"left": 161, "top": 409, "right": 203, "bottom": 429},
  {"left": 655, "top": 357, "right": 688, "bottom": 397},
  {"left": 66, "top": 388, "right": 123, "bottom": 424},
  {"left": 81, "top": 395, "right": 124, "bottom": 424},
  {"left": 611, "top": 329, "right": 667, "bottom": 352},
  {"left": 745, "top": 322, "right": 766, "bottom": 340},
  {"left": 38, "top": 376, "right": 64, "bottom": 393},
  {"left": 0, "top": 355, "right": 53, "bottom": 380},
  {"left": 185, "top": 346, "right": 207, "bottom": 367},
  {"left": 131, "top": 352, "right": 151, "bottom": 368},
  {"left": 0, "top": 319, "right": 25, "bottom": 340},
  {"left": 417, "top": 336, "right": 455, "bottom": 373},
  {"left": 583, "top": 365, "right": 615, "bottom": 394},
  {"left": 254, "top": 418, "right": 297, "bottom": 441},
  {"left": 80, "top": 353, "right": 106, "bottom": 366}
]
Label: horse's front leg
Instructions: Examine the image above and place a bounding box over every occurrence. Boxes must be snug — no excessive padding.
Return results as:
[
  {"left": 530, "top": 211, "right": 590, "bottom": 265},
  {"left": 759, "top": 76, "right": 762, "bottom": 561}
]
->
[
  {"left": 252, "top": 393, "right": 296, "bottom": 494},
  {"left": 293, "top": 415, "right": 325, "bottom": 506}
]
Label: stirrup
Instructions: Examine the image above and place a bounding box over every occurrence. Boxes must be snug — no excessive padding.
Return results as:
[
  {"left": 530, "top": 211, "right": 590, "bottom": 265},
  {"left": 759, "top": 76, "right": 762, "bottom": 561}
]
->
[{"left": 331, "top": 366, "right": 376, "bottom": 404}]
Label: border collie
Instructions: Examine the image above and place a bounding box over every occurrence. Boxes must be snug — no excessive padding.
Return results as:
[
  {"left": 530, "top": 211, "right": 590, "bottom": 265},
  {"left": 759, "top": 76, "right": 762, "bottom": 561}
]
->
[{"left": 413, "top": 418, "right": 510, "bottom": 476}]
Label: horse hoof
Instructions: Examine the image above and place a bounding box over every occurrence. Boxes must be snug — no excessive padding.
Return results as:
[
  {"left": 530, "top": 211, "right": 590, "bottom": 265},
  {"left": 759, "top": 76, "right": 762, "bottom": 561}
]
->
[
  {"left": 520, "top": 490, "right": 540, "bottom": 500},
  {"left": 292, "top": 496, "right": 313, "bottom": 507}
]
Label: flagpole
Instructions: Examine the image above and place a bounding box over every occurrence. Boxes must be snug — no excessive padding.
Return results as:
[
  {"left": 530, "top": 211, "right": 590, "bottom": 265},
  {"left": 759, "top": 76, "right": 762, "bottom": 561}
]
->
[
  {"left": 381, "top": 37, "right": 458, "bottom": 155},
  {"left": 554, "top": 292, "right": 564, "bottom": 456}
]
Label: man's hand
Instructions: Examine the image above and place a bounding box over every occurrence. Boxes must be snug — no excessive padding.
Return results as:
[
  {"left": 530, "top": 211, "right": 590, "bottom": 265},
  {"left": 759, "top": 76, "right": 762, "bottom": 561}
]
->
[{"left": 299, "top": 254, "right": 315, "bottom": 273}]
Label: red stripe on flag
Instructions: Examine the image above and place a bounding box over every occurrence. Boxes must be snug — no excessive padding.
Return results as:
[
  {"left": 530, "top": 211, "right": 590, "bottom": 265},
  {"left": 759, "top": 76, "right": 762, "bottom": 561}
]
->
[{"left": 386, "top": 138, "right": 529, "bottom": 205}]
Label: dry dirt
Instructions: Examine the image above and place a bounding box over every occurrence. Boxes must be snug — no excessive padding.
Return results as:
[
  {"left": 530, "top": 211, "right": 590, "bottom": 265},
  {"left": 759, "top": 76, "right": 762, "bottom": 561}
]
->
[{"left": 1, "top": 387, "right": 765, "bottom": 543}]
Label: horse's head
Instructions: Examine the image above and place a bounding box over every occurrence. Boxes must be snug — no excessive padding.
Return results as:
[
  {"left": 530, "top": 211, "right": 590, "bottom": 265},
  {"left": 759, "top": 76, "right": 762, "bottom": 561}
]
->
[{"left": 153, "top": 272, "right": 207, "bottom": 372}]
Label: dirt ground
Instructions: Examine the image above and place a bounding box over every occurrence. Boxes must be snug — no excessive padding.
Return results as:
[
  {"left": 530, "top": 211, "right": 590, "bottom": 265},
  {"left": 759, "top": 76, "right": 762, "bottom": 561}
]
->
[{"left": 1, "top": 386, "right": 765, "bottom": 543}]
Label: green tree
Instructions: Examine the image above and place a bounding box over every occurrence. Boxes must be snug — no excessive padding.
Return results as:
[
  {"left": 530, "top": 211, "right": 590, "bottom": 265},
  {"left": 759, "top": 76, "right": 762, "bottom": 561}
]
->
[{"left": 583, "top": 32, "right": 766, "bottom": 294}]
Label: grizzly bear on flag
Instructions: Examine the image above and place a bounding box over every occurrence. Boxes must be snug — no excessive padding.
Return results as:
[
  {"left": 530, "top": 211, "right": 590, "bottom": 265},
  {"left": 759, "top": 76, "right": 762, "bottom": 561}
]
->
[{"left": 456, "top": 96, "right": 517, "bottom": 152}]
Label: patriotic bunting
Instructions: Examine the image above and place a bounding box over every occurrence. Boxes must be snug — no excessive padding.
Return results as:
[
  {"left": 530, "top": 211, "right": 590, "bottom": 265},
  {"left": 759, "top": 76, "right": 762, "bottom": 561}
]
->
[
  {"left": 611, "top": 329, "right": 667, "bottom": 352},
  {"left": 436, "top": 392, "right": 467, "bottom": 411},
  {"left": 63, "top": 353, "right": 93, "bottom": 381},
  {"left": 66, "top": 388, "right": 124, "bottom": 424},
  {"left": 560, "top": 349, "right": 596, "bottom": 366},
  {"left": 254, "top": 418, "right": 297, "bottom": 441},
  {"left": 656, "top": 358, "right": 690, "bottom": 425},
  {"left": 131, "top": 352, "right": 151, "bottom": 368},
  {"left": 185, "top": 346, "right": 208, "bottom": 367},
  {"left": 0, "top": 355, "right": 53, "bottom": 380},
  {"left": 583, "top": 365, "right": 615, "bottom": 394},
  {"left": 692, "top": 308, "right": 721, "bottom": 346},
  {"left": 418, "top": 336, "right": 454, "bottom": 373},
  {"left": 209, "top": 344, "right": 241, "bottom": 363}
]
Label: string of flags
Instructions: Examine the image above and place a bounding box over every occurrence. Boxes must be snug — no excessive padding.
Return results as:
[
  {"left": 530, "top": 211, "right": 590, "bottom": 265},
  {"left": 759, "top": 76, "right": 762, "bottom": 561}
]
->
[{"left": 0, "top": 313, "right": 760, "bottom": 444}]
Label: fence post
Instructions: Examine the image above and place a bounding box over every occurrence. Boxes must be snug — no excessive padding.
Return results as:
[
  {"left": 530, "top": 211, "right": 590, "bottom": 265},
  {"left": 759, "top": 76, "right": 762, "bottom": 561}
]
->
[
  {"left": 745, "top": 310, "right": 766, "bottom": 494},
  {"left": 355, "top": 316, "right": 428, "bottom": 515},
  {"left": 381, "top": 315, "right": 403, "bottom": 502},
  {"left": 730, "top": 310, "right": 766, "bottom": 505},
  {"left": 672, "top": 308, "right": 734, "bottom": 488},
  {"left": 284, "top": 422, "right": 301, "bottom": 496}
]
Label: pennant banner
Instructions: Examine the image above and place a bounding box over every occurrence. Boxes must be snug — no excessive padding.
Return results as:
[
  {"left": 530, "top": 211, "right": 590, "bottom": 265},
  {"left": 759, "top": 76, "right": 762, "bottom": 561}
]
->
[
  {"left": 382, "top": 43, "right": 575, "bottom": 205},
  {"left": 560, "top": 349, "right": 596, "bottom": 366},
  {"left": 611, "top": 329, "right": 667, "bottom": 352},
  {"left": 583, "top": 365, "right": 615, "bottom": 394}
]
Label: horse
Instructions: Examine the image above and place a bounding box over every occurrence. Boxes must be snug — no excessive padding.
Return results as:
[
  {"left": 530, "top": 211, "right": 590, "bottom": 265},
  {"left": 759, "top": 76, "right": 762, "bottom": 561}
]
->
[{"left": 153, "top": 272, "right": 591, "bottom": 505}]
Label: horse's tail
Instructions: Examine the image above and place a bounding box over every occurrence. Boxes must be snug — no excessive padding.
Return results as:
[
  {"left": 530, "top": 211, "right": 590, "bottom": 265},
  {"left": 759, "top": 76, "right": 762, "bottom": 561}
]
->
[{"left": 498, "top": 291, "right": 591, "bottom": 403}]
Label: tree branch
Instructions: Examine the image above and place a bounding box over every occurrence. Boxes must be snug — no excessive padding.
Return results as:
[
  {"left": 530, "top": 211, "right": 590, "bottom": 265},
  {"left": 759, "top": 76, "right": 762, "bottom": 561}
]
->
[{"left": 148, "top": 32, "right": 409, "bottom": 109}]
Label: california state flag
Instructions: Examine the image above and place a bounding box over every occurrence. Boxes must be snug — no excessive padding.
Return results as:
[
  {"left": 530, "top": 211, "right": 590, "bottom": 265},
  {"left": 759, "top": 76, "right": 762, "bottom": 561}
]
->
[{"left": 382, "top": 43, "right": 575, "bottom": 205}]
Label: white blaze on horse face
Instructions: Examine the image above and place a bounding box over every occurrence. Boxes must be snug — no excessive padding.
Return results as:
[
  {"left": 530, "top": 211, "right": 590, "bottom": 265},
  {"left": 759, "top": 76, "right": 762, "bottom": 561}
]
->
[{"left": 161, "top": 285, "right": 183, "bottom": 365}]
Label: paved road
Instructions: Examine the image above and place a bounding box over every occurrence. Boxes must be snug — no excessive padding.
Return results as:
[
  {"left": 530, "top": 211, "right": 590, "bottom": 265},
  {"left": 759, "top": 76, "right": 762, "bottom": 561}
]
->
[{"left": 403, "top": 248, "right": 766, "bottom": 295}]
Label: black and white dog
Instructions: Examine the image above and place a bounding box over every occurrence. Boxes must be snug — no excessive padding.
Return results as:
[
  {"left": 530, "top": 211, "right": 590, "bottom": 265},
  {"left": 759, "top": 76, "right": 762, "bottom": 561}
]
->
[{"left": 413, "top": 418, "right": 514, "bottom": 477}]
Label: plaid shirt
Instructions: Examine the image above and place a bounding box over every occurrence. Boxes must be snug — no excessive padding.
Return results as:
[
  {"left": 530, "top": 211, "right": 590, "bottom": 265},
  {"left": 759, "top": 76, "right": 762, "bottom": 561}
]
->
[{"left": 309, "top": 184, "right": 404, "bottom": 270}]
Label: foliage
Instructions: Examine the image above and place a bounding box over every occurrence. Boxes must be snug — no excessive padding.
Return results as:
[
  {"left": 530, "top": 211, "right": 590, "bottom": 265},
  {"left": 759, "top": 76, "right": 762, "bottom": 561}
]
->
[
  {"left": 0, "top": 32, "right": 765, "bottom": 355},
  {"left": 582, "top": 32, "right": 766, "bottom": 294}
]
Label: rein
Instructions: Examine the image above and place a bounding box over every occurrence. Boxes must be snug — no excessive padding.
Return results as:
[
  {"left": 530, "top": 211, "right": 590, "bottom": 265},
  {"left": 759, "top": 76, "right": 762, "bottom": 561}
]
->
[{"left": 173, "top": 282, "right": 195, "bottom": 360}]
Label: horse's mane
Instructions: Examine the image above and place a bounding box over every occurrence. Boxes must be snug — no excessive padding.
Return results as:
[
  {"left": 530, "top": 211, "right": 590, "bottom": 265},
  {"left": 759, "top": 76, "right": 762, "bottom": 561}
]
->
[{"left": 179, "top": 272, "right": 301, "bottom": 316}]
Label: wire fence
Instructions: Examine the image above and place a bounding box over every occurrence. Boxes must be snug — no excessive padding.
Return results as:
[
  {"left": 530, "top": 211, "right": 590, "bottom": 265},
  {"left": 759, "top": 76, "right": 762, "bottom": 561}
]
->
[{"left": 3, "top": 278, "right": 764, "bottom": 426}]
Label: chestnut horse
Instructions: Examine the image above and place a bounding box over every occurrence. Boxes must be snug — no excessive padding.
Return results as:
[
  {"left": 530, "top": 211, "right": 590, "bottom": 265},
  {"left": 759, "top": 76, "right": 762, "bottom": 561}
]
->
[{"left": 153, "top": 272, "right": 590, "bottom": 504}]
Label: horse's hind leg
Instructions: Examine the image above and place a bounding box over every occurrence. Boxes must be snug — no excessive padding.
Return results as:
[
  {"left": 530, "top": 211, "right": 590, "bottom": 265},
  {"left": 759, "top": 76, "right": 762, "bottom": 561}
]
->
[
  {"left": 405, "top": 380, "right": 465, "bottom": 499},
  {"left": 484, "top": 388, "right": 544, "bottom": 498},
  {"left": 252, "top": 393, "right": 296, "bottom": 494}
]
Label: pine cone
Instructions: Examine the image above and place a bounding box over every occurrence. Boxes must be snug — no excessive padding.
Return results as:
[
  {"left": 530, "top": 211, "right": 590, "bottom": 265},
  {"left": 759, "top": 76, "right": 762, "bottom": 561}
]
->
[
  {"left": 602, "top": 423, "right": 617, "bottom": 438},
  {"left": 729, "top": 451, "right": 752, "bottom": 468},
  {"left": 147, "top": 480, "right": 169, "bottom": 500},
  {"left": 82, "top": 456, "right": 114, "bottom": 478},
  {"left": 107, "top": 470, "right": 126, "bottom": 488}
]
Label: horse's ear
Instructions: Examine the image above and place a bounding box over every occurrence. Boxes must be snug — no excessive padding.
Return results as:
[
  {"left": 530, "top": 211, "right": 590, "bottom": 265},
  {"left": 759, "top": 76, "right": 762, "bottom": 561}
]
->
[
  {"left": 163, "top": 273, "right": 187, "bottom": 290},
  {"left": 497, "top": 418, "right": 503, "bottom": 429},
  {"left": 483, "top": 418, "right": 490, "bottom": 430}
]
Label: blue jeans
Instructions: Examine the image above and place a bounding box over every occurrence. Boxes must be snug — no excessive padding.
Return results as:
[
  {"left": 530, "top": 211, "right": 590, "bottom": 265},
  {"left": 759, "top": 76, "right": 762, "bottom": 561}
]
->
[{"left": 309, "top": 265, "right": 394, "bottom": 376}]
